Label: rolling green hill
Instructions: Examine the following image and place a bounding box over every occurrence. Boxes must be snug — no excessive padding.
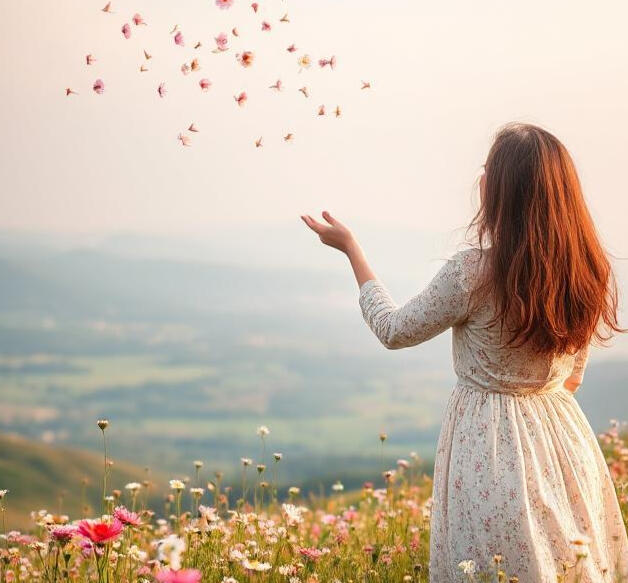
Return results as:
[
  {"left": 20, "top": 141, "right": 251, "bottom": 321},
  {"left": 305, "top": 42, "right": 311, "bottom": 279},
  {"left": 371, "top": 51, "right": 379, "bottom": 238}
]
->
[{"left": 0, "top": 432, "right": 169, "bottom": 531}]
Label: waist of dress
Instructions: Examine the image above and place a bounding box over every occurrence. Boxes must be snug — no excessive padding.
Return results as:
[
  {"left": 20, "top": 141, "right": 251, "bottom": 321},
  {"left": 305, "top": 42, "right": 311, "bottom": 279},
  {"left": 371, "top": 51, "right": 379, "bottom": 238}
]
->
[{"left": 456, "top": 379, "right": 571, "bottom": 397}]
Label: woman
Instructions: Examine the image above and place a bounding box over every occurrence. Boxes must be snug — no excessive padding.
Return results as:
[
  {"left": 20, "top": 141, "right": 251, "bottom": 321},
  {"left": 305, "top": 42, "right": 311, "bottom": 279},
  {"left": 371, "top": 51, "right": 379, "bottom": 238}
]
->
[{"left": 301, "top": 122, "right": 628, "bottom": 582}]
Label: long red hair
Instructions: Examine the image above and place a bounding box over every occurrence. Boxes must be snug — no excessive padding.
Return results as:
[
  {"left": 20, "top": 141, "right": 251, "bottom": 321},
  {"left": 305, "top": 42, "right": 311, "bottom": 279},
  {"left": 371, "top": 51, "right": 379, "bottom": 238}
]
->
[{"left": 466, "top": 122, "right": 625, "bottom": 356}]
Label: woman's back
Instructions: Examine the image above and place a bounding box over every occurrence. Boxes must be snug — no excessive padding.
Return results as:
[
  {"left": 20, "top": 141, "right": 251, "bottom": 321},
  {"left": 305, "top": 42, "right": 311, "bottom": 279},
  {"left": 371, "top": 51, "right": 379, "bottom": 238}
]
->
[{"left": 452, "top": 247, "right": 589, "bottom": 397}]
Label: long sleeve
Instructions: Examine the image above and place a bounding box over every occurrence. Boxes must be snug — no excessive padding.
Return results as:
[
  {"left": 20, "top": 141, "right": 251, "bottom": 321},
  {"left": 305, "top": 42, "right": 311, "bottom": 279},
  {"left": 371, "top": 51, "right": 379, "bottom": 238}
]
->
[
  {"left": 569, "top": 342, "right": 591, "bottom": 384},
  {"left": 358, "top": 251, "right": 471, "bottom": 350}
]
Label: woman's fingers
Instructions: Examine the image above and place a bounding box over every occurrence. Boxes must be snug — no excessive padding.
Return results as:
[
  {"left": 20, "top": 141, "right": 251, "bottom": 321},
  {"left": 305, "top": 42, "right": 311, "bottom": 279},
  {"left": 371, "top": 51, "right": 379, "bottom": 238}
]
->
[{"left": 301, "top": 214, "right": 326, "bottom": 235}]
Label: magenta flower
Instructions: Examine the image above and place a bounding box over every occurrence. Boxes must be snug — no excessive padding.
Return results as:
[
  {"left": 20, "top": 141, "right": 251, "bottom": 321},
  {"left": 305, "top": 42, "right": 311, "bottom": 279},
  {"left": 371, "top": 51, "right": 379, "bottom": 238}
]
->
[
  {"left": 156, "top": 569, "right": 202, "bottom": 583},
  {"left": 298, "top": 547, "right": 324, "bottom": 562},
  {"left": 50, "top": 525, "right": 78, "bottom": 544},
  {"left": 77, "top": 518, "right": 123, "bottom": 544},
  {"left": 121, "top": 23, "right": 131, "bottom": 39},
  {"left": 215, "top": 0, "right": 234, "bottom": 8},
  {"left": 174, "top": 31, "right": 184, "bottom": 46},
  {"left": 113, "top": 506, "right": 141, "bottom": 526}
]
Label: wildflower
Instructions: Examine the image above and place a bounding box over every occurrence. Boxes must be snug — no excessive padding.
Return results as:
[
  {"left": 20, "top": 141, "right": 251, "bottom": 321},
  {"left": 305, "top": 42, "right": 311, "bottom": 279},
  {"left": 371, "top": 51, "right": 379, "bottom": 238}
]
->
[
  {"left": 157, "top": 535, "right": 186, "bottom": 570},
  {"left": 273, "top": 452, "right": 283, "bottom": 461},
  {"left": 332, "top": 481, "right": 344, "bottom": 492},
  {"left": 190, "top": 488, "right": 204, "bottom": 498},
  {"left": 282, "top": 503, "right": 306, "bottom": 526},
  {"left": 222, "top": 578, "right": 238, "bottom": 583},
  {"left": 257, "top": 425, "right": 270, "bottom": 437},
  {"left": 156, "top": 568, "right": 202, "bottom": 583},
  {"left": 193, "top": 460, "right": 203, "bottom": 469},
  {"left": 299, "top": 547, "right": 324, "bottom": 562},
  {"left": 397, "top": 459, "right": 410, "bottom": 469},
  {"left": 0, "top": 490, "right": 8, "bottom": 499},
  {"left": 458, "top": 559, "right": 476, "bottom": 574},
  {"left": 169, "top": 480, "right": 185, "bottom": 492},
  {"left": 125, "top": 482, "right": 142, "bottom": 492},
  {"left": 379, "top": 432, "right": 387, "bottom": 443},
  {"left": 113, "top": 506, "right": 142, "bottom": 526},
  {"left": 257, "top": 464, "right": 266, "bottom": 474},
  {"left": 242, "top": 559, "right": 272, "bottom": 572},
  {"left": 241, "top": 458, "right": 252, "bottom": 466},
  {"left": 128, "top": 544, "right": 147, "bottom": 562},
  {"left": 50, "top": 525, "right": 78, "bottom": 544},
  {"left": 288, "top": 486, "right": 300, "bottom": 496},
  {"left": 77, "top": 518, "right": 123, "bottom": 544},
  {"left": 97, "top": 419, "right": 109, "bottom": 431}
]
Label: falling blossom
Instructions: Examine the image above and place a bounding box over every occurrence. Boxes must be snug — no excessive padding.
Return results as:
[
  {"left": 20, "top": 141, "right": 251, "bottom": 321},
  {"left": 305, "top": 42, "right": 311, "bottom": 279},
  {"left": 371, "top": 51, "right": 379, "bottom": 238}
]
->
[
  {"left": 237, "top": 51, "right": 255, "bottom": 68},
  {"left": 92, "top": 79, "right": 105, "bottom": 94},
  {"left": 319, "top": 55, "right": 336, "bottom": 69},
  {"left": 234, "top": 92, "right": 247, "bottom": 107},
  {"left": 158, "top": 82, "right": 167, "bottom": 98},
  {"left": 361, "top": 80, "right": 371, "bottom": 89},
  {"left": 286, "top": 44, "right": 297, "bottom": 53},
  {"left": 215, "top": 0, "right": 234, "bottom": 9},
  {"left": 214, "top": 33, "right": 229, "bottom": 52},
  {"left": 102, "top": 2, "right": 113, "bottom": 13},
  {"left": 66, "top": 88, "right": 78, "bottom": 96},
  {"left": 199, "top": 78, "right": 212, "bottom": 91},
  {"left": 261, "top": 21, "right": 271, "bottom": 31},
  {"left": 178, "top": 133, "right": 191, "bottom": 147},
  {"left": 132, "top": 13, "right": 146, "bottom": 25},
  {"left": 297, "top": 54, "right": 311, "bottom": 70},
  {"left": 86, "top": 54, "right": 96, "bottom": 65},
  {"left": 269, "top": 79, "right": 282, "bottom": 91},
  {"left": 251, "top": 2, "right": 259, "bottom": 13},
  {"left": 121, "top": 23, "right": 131, "bottom": 39},
  {"left": 174, "top": 31, "right": 184, "bottom": 46}
]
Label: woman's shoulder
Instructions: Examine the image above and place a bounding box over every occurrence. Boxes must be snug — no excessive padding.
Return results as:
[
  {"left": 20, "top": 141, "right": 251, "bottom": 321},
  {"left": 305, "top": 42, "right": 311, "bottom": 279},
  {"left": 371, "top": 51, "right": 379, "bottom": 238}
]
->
[{"left": 448, "top": 246, "right": 485, "bottom": 292}]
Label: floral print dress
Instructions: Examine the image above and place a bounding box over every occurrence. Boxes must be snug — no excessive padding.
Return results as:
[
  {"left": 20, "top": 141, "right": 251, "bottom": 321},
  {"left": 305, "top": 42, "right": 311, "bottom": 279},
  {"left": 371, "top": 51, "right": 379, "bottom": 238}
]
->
[{"left": 358, "top": 247, "right": 628, "bottom": 582}]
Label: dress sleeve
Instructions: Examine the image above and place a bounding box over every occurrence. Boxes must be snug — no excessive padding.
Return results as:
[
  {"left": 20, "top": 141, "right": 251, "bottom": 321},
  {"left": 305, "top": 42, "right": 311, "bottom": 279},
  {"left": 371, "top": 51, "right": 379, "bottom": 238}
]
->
[
  {"left": 569, "top": 342, "right": 591, "bottom": 384},
  {"left": 358, "top": 252, "right": 471, "bottom": 350}
]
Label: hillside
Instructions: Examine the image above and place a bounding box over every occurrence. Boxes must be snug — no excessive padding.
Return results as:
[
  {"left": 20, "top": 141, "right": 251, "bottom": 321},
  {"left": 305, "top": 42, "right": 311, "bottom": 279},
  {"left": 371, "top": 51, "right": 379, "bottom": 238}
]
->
[{"left": 0, "top": 432, "right": 168, "bottom": 531}]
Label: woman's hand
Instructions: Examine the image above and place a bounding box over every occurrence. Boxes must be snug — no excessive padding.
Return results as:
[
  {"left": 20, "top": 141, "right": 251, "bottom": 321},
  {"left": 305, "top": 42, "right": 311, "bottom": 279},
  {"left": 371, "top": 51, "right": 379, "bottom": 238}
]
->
[
  {"left": 301, "top": 211, "right": 357, "bottom": 255},
  {"left": 301, "top": 211, "right": 377, "bottom": 288}
]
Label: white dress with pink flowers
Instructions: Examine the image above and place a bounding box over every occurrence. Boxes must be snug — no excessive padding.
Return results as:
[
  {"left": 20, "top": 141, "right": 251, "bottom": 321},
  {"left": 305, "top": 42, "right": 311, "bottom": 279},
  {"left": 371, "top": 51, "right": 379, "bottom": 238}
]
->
[{"left": 358, "top": 247, "right": 628, "bottom": 583}]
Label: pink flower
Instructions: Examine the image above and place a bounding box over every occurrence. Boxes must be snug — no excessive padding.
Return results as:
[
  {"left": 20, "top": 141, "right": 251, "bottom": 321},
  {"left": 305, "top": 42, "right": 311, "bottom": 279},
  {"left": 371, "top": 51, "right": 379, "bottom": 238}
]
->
[
  {"left": 261, "top": 21, "right": 271, "bottom": 31},
  {"left": 50, "top": 525, "right": 78, "bottom": 544},
  {"left": 234, "top": 92, "right": 247, "bottom": 107},
  {"left": 121, "top": 23, "right": 131, "bottom": 39},
  {"left": 214, "top": 33, "right": 228, "bottom": 51},
  {"left": 158, "top": 82, "right": 167, "bottom": 98},
  {"left": 174, "top": 31, "right": 184, "bottom": 46},
  {"left": 113, "top": 506, "right": 141, "bottom": 527},
  {"left": 298, "top": 547, "right": 324, "bottom": 562},
  {"left": 92, "top": 79, "right": 105, "bottom": 94},
  {"left": 199, "top": 78, "right": 212, "bottom": 91},
  {"left": 132, "top": 13, "right": 146, "bottom": 25},
  {"left": 156, "top": 569, "right": 202, "bottom": 583},
  {"left": 215, "top": 0, "right": 234, "bottom": 8},
  {"left": 77, "top": 518, "right": 123, "bottom": 544}
]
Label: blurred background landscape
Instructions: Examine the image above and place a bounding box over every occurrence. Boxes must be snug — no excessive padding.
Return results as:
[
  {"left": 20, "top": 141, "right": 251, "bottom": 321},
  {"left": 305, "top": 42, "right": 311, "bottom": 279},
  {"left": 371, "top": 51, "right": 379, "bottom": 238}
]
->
[{"left": 2, "top": 0, "right": 628, "bottom": 530}]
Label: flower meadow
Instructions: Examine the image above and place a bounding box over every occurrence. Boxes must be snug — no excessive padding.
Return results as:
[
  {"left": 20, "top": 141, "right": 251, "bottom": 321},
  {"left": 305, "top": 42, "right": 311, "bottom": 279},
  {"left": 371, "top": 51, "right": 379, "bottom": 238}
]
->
[{"left": 1, "top": 420, "right": 627, "bottom": 583}]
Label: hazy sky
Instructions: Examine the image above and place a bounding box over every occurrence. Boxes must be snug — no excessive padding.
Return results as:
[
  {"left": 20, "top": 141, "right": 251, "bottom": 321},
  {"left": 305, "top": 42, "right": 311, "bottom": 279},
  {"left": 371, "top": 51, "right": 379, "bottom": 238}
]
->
[{"left": 1, "top": 0, "right": 628, "bottom": 259}]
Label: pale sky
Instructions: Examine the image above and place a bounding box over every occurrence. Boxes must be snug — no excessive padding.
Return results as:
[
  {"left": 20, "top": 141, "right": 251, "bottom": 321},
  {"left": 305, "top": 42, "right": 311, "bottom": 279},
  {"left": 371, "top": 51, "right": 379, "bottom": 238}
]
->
[{"left": 1, "top": 0, "right": 628, "bottom": 259}]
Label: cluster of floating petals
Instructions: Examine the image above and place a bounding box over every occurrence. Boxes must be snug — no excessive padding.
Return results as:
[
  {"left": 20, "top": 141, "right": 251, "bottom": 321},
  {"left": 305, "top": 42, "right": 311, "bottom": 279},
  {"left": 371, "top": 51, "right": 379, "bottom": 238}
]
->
[{"left": 63, "top": 2, "right": 370, "bottom": 148}]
